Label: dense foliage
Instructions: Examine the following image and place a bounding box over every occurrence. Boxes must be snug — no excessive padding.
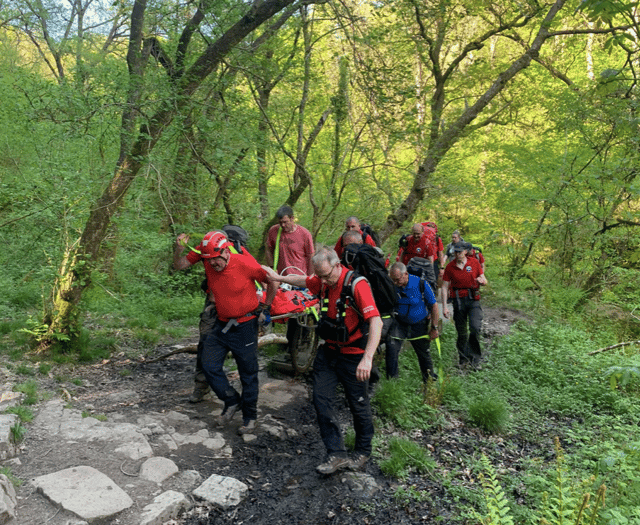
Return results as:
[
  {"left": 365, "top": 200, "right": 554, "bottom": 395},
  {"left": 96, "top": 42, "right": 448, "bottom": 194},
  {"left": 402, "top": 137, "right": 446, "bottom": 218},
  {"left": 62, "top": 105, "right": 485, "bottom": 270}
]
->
[{"left": 1, "top": 1, "right": 640, "bottom": 519}]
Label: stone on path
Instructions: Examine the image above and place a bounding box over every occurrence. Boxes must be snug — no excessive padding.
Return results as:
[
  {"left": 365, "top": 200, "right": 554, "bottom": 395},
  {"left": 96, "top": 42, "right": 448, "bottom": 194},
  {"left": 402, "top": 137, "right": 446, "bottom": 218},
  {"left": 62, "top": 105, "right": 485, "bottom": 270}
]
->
[
  {"left": 139, "top": 457, "right": 179, "bottom": 484},
  {"left": 0, "top": 414, "right": 18, "bottom": 461},
  {"left": 32, "top": 400, "right": 153, "bottom": 460},
  {"left": 139, "top": 490, "right": 191, "bottom": 525},
  {"left": 341, "top": 472, "right": 381, "bottom": 498},
  {"left": 193, "top": 474, "right": 248, "bottom": 508},
  {"left": 259, "top": 379, "right": 308, "bottom": 409},
  {"left": 164, "top": 470, "right": 203, "bottom": 494},
  {"left": 0, "top": 391, "right": 23, "bottom": 412},
  {"left": 32, "top": 465, "right": 133, "bottom": 521},
  {"left": 0, "top": 474, "right": 17, "bottom": 524}
]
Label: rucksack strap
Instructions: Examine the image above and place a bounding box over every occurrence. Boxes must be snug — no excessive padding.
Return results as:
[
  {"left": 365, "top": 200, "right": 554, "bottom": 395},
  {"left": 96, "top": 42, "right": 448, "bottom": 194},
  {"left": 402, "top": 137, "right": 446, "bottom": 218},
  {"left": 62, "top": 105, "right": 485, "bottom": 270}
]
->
[
  {"left": 320, "top": 270, "right": 367, "bottom": 341},
  {"left": 273, "top": 227, "right": 282, "bottom": 271},
  {"left": 340, "top": 270, "right": 366, "bottom": 319}
]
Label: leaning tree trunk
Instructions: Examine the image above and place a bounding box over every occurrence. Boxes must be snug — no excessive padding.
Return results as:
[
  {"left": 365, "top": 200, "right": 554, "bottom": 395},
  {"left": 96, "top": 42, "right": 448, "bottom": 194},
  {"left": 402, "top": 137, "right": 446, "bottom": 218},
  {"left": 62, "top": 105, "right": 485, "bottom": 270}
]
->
[
  {"left": 377, "top": 0, "right": 567, "bottom": 244},
  {"left": 43, "top": 0, "right": 301, "bottom": 350},
  {"left": 46, "top": 143, "right": 150, "bottom": 348}
]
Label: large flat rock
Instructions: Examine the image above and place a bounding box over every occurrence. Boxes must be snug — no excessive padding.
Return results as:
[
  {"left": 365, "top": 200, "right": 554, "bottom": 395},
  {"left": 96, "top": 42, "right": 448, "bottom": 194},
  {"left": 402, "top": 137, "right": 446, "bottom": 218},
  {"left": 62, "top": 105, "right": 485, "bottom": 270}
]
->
[
  {"left": 32, "top": 400, "right": 152, "bottom": 460},
  {"left": 32, "top": 465, "right": 133, "bottom": 521}
]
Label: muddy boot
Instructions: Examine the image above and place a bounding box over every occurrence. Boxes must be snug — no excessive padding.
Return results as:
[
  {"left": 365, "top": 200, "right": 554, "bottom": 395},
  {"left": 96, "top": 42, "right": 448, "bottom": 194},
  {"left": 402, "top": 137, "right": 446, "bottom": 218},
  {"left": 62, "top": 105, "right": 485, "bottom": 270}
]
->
[{"left": 189, "top": 376, "right": 211, "bottom": 403}]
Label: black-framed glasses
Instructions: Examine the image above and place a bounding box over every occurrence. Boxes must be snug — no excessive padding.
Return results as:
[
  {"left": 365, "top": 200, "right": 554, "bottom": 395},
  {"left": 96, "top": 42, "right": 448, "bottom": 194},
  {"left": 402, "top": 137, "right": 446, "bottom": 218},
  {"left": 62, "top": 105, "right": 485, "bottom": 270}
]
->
[{"left": 317, "top": 264, "right": 336, "bottom": 280}]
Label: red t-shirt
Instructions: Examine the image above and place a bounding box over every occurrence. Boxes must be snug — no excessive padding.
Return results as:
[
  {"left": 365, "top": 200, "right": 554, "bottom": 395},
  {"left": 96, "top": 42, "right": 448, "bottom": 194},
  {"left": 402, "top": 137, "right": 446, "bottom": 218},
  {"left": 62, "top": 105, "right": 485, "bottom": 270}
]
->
[
  {"left": 333, "top": 230, "right": 377, "bottom": 259},
  {"left": 187, "top": 250, "right": 266, "bottom": 321},
  {"left": 443, "top": 256, "right": 483, "bottom": 298},
  {"left": 400, "top": 234, "right": 437, "bottom": 265},
  {"left": 267, "top": 224, "right": 314, "bottom": 276},
  {"left": 306, "top": 266, "right": 379, "bottom": 354}
]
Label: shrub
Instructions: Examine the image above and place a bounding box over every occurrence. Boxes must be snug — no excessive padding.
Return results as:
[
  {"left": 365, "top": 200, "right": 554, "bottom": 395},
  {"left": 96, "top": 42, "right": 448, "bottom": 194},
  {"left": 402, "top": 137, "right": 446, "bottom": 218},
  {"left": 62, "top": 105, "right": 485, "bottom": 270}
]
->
[
  {"left": 14, "top": 380, "right": 38, "bottom": 405},
  {"left": 15, "top": 364, "right": 35, "bottom": 376},
  {"left": 0, "top": 467, "right": 22, "bottom": 487},
  {"left": 38, "top": 363, "right": 52, "bottom": 375},
  {"left": 440, "top": 375, "right": 464, "bottom": 407},
  {"left": 373, "top": 378, "right": 438, "bottom": 431},
  {"left": 379, "top": 437, "right": 435, "bottom": 480},
  {"left": 472, "top": 445, "right": 606, "bottom": 525},
  {"left": 10, "top": 422, "right": 26, "bottom": 444},
  {"left": 467, "top": 395, "right": 509, "bottom": 433},
  {"left": 344, "top": 428, "right": 355, "bottom": 451}
]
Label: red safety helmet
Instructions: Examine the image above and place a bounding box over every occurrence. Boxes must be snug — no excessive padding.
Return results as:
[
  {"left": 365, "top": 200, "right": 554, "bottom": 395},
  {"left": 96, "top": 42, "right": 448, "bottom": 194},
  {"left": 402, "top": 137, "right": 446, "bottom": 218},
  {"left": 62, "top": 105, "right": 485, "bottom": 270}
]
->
[{"left": 200, "top": 231, "right": 230, "bottom": 258}]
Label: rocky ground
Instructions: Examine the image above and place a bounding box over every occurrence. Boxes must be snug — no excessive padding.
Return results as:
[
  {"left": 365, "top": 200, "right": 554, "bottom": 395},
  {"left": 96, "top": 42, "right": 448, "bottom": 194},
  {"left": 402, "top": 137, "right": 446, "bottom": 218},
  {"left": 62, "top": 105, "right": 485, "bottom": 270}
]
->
[{"left": 2, "top": 306, "right": 532, "bottom": 525}]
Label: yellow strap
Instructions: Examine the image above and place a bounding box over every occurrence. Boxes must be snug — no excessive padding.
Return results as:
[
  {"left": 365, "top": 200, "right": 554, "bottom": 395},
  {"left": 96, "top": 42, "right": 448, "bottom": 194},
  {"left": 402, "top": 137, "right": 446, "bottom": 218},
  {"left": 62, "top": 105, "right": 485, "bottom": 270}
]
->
[{"left": 273, "top": 227, "right": 282, "bottom": 271}]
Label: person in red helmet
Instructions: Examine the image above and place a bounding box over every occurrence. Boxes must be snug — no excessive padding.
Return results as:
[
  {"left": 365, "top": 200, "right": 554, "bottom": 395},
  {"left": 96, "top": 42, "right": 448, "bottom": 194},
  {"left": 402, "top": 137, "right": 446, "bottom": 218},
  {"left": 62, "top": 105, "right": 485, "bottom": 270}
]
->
[{"left": 174, "top": 231, "right": 277, "bottom": 434}]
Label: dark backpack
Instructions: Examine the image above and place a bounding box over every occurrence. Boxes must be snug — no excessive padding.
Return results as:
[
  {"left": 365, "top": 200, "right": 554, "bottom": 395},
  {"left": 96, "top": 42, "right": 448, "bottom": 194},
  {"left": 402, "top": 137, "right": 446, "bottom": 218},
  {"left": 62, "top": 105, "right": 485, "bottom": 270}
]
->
[
  {"left": 360, "top": 223, "right": 380, "bottom": 247},
  {"left": 222, "top": 224, "right": 248, "bottom": 253},
  {"left": 341, "top": 243, "right": 397, "bottom": 315},
  {"left": 406, "top": 257, "right": 437, "bottom": 293}
]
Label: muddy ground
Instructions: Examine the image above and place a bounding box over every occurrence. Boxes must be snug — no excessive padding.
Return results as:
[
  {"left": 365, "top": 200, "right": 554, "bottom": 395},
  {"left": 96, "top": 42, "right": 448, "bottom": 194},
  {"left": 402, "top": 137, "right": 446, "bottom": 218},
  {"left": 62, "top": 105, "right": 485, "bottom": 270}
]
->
[{"left": 11, "top": 306, "right": 540, "bottom": 524}]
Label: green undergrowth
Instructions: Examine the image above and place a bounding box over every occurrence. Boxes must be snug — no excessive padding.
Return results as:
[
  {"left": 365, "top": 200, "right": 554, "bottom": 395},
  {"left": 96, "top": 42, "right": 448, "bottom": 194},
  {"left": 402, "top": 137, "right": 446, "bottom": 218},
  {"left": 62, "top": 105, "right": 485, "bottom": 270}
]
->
[
  {"left": 457, "top": 320, "right": 640, "bottom": 523},
  {"left": 373, "top": 375, "right": 440, "bottom": 431},
  {"left": 371, "top": 281, "right": 640, "bottom": 524},
  {"left": 380, "top": 437, "right": 436, "bottom": 480}
]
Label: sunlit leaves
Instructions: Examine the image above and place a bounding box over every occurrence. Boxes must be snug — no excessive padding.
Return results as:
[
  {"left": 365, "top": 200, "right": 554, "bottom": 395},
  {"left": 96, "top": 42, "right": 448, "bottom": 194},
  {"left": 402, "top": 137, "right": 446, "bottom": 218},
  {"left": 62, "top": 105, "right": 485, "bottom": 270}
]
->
[{"left": 577, "top": 0, "right": 637, "bottom": 25}]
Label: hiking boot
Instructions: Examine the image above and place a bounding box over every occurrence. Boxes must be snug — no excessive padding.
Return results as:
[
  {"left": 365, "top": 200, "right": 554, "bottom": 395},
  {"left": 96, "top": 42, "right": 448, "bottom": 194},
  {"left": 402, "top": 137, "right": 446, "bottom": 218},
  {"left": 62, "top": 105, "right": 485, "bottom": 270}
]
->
[
  {"left": 216, "top": 403, "right": 240, "bottom": 427},
  {"left": 189, "top": 381, "right": 211, "bottom": 403},
  {"left": 350, "top": 454, "right": 369, "bottom": 471},
  {"left": 238, "top": 419, "right": 257, "bottom": 435},
  {"left": 316, "top": 456, "right": 351, "bottom": 475}
]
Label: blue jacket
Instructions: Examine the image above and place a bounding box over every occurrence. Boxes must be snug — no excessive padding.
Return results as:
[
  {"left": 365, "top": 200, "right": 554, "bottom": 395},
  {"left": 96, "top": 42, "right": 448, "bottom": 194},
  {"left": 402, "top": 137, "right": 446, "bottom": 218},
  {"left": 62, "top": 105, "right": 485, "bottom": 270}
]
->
[{"left": 394, "top": 274, "right": 436, "bottom": 325}]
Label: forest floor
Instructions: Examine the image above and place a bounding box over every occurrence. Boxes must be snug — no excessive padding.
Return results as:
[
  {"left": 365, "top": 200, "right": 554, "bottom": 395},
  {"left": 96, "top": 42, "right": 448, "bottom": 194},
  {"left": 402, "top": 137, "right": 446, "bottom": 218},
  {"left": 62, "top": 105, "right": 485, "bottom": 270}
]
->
[{"left": 8, "top": 306, "right": 538, "bottom": 524}]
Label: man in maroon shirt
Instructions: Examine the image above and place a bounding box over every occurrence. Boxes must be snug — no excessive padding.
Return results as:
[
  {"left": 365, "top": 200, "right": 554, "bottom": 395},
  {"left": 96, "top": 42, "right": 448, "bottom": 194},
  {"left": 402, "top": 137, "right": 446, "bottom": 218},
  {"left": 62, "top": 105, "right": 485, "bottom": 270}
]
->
[
  {"left": 268, "top": 247, "right": 382, "bottom": 475},
  {"left": 442, "top": 241, "right": 488, "bottom": 369},
  {"left": 265, "top": 205, "right": 314, "bottom": 276}
]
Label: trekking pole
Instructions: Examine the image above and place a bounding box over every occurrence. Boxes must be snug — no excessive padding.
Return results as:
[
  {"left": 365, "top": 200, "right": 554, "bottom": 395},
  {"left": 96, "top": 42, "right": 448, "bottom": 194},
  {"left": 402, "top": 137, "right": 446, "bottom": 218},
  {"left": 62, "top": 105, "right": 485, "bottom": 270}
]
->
[{"left": 434, "top": 336, "right": 444, "bottom": 386}]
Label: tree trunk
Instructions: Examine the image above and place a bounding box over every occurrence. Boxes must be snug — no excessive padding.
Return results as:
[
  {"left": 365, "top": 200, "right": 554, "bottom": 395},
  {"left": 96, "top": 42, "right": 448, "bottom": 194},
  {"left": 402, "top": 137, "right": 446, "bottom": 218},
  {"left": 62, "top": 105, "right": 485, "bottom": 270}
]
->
[
  {"left": 377, "top": 0, "right": 568, "bottom": 244},
  {"left": 43, "top": 0, "right": 300, "bottom": 349}
]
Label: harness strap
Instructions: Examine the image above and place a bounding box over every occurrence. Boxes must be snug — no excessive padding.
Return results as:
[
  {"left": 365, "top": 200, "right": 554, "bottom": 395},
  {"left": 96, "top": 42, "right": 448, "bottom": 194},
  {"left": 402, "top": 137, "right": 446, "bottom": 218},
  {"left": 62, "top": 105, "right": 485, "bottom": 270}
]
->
[
  {"left": 273, "top": 227, "right": 282, "bottom": 271},
  {"left": 319, "top": 270, "right": 367, "bottom": 342},
  {"left": 218, "top": 312, "right": 257, "bottom": 333}
]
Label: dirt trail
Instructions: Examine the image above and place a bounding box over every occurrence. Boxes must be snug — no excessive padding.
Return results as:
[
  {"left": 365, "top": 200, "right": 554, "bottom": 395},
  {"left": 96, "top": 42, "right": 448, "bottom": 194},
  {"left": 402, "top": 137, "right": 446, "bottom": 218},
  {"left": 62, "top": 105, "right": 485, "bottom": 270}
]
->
[{"left": 8, "top": 306, "right": 528, "bottom": 524}]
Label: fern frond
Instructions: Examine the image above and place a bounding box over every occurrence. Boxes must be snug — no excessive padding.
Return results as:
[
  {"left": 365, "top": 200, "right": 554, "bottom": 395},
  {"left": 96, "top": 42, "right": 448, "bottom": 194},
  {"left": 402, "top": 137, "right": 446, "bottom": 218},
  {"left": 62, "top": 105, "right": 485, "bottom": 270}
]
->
[{"left": 476, "top": 454, "right": 515, "bottom": 525}]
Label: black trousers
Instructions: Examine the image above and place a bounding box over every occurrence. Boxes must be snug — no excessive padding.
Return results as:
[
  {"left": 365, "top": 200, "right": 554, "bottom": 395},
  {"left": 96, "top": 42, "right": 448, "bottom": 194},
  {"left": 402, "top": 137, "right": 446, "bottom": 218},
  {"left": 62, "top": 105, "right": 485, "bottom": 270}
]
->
[
  {"left": 195, "top": 298, "right": 217, "bottom": 385},
  {"left": 386, "top": 318, "right": 435, "bottom": 382},
  {"left": 452, "top": 297, "right": 483, "bottom": 365},
  {"left": 312, "top": 345, "right": 374, "bottom": 458},
  {"left": 201, "top": 318, "right": 260, "bottom": 421}
]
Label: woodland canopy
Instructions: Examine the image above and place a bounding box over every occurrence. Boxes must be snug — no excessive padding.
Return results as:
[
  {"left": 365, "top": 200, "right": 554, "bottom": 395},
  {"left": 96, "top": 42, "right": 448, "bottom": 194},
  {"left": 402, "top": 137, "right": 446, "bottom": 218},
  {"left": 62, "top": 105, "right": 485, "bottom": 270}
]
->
[{"left": 0, "top": 0, "right": 639, "bottom": 345}]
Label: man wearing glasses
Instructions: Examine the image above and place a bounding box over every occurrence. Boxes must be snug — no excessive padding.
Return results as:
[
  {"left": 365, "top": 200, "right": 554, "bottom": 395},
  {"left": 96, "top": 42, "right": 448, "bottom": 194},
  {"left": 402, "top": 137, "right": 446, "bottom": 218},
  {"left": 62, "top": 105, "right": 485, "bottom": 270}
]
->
[
  {"left": 174, "top": 231, "right": 278, "bottom": 435},
  {"left": 267, "top": 247, "right": 382, "bottom": 475}
]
